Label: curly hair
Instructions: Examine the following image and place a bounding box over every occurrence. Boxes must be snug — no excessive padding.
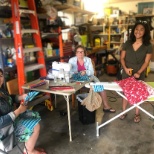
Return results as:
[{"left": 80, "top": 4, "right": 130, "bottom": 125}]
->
[
  {"left": 129, "top": 21, "right": 151, "bottom": 46},
  {"left": 74, "top": 45, "right": 86, "bottom": 54}
]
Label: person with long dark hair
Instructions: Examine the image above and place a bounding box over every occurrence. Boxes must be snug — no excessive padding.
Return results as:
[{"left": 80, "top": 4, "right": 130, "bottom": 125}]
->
[
  {"left": 120, "top": 21, "right": 152, "bottom": 122},
  {"left": 0, "top": 69, "right": 46, "bottom": 154}
]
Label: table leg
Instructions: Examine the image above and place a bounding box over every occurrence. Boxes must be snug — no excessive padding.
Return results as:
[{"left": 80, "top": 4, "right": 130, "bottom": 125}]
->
[
  {"left": 96, "top": 100, "right": 144, "bottom": 136},
  {"left": 96, "top": 122, "right": 99, "bottom": 137},
  {"left": 54, "top": 94, "right": 57, "bottom": 108},
  {"left": 64, "top": 95, "right": 72, "bottom": 142},
  {"left": 72, "top": 94, "right": 76, "bottom": 108}
]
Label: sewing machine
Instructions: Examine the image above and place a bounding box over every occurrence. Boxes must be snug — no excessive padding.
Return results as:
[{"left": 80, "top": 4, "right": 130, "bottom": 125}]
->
[{"left": 47, "top": 61, "right": 72, "bottom": 79}]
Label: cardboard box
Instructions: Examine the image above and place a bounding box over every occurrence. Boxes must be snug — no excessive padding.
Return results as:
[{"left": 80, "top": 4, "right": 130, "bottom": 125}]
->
[{"left": 138, "top": 2, "right": 154, "bottom": 14}]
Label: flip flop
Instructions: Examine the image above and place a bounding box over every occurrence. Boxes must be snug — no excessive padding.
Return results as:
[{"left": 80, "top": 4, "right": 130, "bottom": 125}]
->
[
  {"left": 23, "top": 150, "right": 46, "bottom": 154},
  {"left": 119, "top": 114, "right": 127, "bottom": 120},
  {"left": 134, "top": 114, "right": 141, "bottom": 123},
  {"left": 35, "top": 148, "right": 46, "bottom": 152},
  {"left": 23, "top": 148, "right": 46, "bottom": 154},
  {"left": 103, "top": 108, "right": 116, "bottom": 113}
]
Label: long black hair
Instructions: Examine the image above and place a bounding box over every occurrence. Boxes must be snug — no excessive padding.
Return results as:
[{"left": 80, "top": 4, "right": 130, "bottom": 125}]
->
[
  {"left": 129, "top": 21, "right": 151, "bottom": 46},
  {"left": 0, "top": 68, "right": 4, "bottom": 89},
  {"left": 0, "top": 68, "right": 3, "bottom": 74}
]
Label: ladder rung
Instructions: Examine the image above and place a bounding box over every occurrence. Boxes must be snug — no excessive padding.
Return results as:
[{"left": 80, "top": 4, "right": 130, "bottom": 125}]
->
[
  {"left": 20, "top": 9, "right": 35, "bottom": 15},
  {"left": 24, "top": 47, "right": 42, "bottom": 54},
  {"left": 22, "top": 29, "right": 38, "bottom": 34},
  {"left": 25, "top": 64, "right": 45, "bottom": 72},
  {"left": 28, "top": 94, "right": 50, "bottom": 108}
]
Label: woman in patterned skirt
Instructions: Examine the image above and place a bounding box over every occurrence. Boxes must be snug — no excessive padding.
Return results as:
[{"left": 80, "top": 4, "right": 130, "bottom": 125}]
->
[{"left": 0, "top": 68, "right": 46, "bottom": 154}]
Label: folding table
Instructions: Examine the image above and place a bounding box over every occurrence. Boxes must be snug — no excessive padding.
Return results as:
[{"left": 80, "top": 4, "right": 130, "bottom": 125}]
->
[
  {"left": 86, "top": 82, "right": 154, "bottom": 137},
  {"left": 22, "top": 79, "right": 88, "bottom": 142}
]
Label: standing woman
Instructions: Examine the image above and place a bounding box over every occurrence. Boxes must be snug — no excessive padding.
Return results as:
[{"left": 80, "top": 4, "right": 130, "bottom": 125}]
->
[
  {"left": 120, "top": 21, "right": 152, "bottom": 122},
  {"left": 69, "top": 45, "right": 116, "bottom": 113},
  {"left": 0, "top": 68, "right": 46, "bottom": 154}
]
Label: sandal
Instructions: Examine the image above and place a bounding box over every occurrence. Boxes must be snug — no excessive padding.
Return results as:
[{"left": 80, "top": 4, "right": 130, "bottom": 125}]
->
[
  {"left": 23, "top": 148, "right": 46, "bottom": 154},
  {"left": 23, "top": 151, "right": 46, "bottom": 154},
  {"left": 134, "top": 114, "right": 141, "bottom": 123},
  {"left": 103, "top": 108, "right": 116, "bottom": 113},
  {"left": 119, "top": 114, "right": 127, "bottom": 120},
  {"left": 35, "top": 148, "right": 46, "bottom": 152}
]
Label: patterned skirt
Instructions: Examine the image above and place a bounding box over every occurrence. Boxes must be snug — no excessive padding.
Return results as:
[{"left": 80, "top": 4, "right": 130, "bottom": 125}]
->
[{"left": 14, "top": 110, "right": 41, "bottom": 142}]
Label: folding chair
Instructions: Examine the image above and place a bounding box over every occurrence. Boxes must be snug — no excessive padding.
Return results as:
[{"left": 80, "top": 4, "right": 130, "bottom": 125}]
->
[{"left": 0, "top": 123, "right": 23, "bottom": 154}]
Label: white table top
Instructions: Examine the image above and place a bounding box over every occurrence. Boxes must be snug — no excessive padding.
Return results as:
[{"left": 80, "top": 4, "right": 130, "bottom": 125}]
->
[{"left": 85, "top": 82, "right": 122, "bottom": 91}]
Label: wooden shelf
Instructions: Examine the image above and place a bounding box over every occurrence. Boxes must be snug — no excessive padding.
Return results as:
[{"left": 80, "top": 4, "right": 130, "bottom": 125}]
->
[
  {"left": 4, "top": 66, "right": 17, "bottom": 72},
  {"left": 86, "top": 46, "right": 107, "bottom": 56},
  {"left": 53, "top": 3, "right": 95, "bottom": 15},
  {"left": 110, "top": 41, "right": 121, "bottom": 44},
  {"left": 37, "top": 3, "right": 94, "bottom": 16},
  {"left": 135, "top": 14, "right": 154, "bottom": 17},
  {"left": 0, "top": 37, "right": 13, "bottom": 40},
  {"left": 41, "top": 32, "right": 59, "bottom": 38},
  {"left": 110, "top": 24, "right": 134, "bottom": 27},
  {"left": 110, "top": 33, "right": 123, "bottom": 35},
  {"left": 93, "top": 33, "right": 108, "bottom": 36},
  {"left": 45, "top": 56, "right": 60, "bottom": 62}
]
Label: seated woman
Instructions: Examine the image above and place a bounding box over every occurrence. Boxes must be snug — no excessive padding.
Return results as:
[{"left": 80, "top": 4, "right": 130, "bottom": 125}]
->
[
  {"left": 0, "top": 69, "right": 46, "bottom": 154},
  {"left": 69, "top": 45, "right": 116, "bottom": 113}
]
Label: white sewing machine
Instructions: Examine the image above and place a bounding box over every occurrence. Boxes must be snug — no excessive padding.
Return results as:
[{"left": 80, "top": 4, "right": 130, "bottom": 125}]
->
[{"left": 47, "top": 61, "right": 72, "bottom": 79}]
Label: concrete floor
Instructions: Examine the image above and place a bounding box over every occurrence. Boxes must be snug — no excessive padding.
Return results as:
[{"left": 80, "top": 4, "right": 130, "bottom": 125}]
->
[{"left": 10, "top": 72, "right": 154, "bottom": 154}]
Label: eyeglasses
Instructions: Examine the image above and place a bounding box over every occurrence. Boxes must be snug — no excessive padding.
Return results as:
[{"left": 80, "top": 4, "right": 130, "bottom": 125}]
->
[{"left": 76, "top": 50, "right": 84, "bottom": 54}]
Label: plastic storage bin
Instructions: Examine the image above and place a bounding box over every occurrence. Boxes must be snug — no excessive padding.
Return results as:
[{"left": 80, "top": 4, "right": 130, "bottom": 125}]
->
[{"left": 76, "top": 93, "right": 95, "bottom": 125}]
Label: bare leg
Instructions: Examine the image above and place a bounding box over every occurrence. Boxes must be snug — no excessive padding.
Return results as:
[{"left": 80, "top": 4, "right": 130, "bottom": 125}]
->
[
  {"left": 99, "top": 91, "right": 115, "bottom": 113},
  {"left": 135, "top": 107, "right": 140, "bottom": 115},
  {"left": 99, "top": 90, "right": 110, "bottom": 109},
  {"left": 119, "top": 98, "right": 128, "bottom": 120},
  {"left": 24, "top": 123, "right": 46, "bottom": 154},
  {"left": 134, "top": 107, "right": 141, "bottom": 123},
  {"left": 122, "top": 98, "right": 128, "bottom": 111}
]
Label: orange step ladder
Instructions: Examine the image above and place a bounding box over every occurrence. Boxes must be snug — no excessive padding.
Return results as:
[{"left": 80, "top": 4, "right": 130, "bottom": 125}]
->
[
  {"left": 11, "top": 0, "right": 53, "bottom": 110},
  {"left": 11, "top": 0, "right": 46, "bottom": 94}
]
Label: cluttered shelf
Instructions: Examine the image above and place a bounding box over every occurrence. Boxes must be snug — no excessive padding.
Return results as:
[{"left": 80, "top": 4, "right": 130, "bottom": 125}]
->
[
  {"left": 53, "top": 3, "right": 95, "bottom": 15},
  {"left": 135, "top": 14, "right": 154, "bottom": 17},
  {"left": 37, "top": 2, "right": 95, "bottom": 15},
  {"left": 110, "top": 41, "right": 122, "bottom": 44},
  {"left": 4, "top": 66, "right": 16, "bottom": 72},
  {"left": 86, "top": 46, "right": 107, "bottom": 56},
  {"left": 110, "top": 33, "right": 123, "bottom": 35},
  {"left": 41, "top": 32, "right": 59, "bottom": 38},
  {"left": 45, "top": 55, "right": 60, "bottom": 62}
]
